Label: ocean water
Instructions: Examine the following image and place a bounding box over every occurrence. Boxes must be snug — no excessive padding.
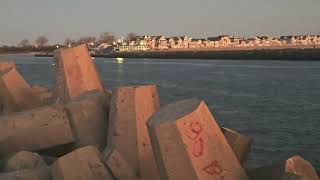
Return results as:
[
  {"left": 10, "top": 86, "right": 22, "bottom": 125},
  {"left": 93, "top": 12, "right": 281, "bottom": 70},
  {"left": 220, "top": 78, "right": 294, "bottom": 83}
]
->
[{"left": 1, "top": 55, "right": 320, "bottom": 170}]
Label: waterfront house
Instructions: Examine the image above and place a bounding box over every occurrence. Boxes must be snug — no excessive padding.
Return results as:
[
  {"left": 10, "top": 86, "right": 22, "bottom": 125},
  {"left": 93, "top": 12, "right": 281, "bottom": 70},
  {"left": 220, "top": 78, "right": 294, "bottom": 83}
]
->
[
  {"left": 130, "top": 45, "right": 149, "bottom": 51},
  {"left": 309, "top": 35, "right": 318, "bottom": 45},
  {"left": 207, "top": 37, "right": 220, "bottom": 47},
  {"left": 135, "top": 36, "right": 153, "bottom": 46},
  {"left": 254, "top": 36, "right": 271, "bottom": 46},
  {"left": 168, "top": 38, "right": 175, "bottom": 48},
  {"left": 207, "top": 35, "right": 231, "bottom": 47},
  {"left": 205, "top": 37, "right": 217, "bottom": 47},
  {"left": 188, "top": 39, "right": 204, "bottom": 48},
  {"left": 280, "top": 36, "right": 296, "bottom": 45},
  {"left": 97, "top": 43, "right": 110, "bottom": 49},
  {"left": 118, "top": 45, "right": 130, "bottom": 52},
  {"left": 230, "top": 36, "right": 244, "bottom": 46},
  {"left": 168, "top": 37, "right": 184, "bottom": 48},
  {"left": 239, "top": 39, "right": 247, "bottom": 47},
  {"left": 118, "top": 44, "right": 149, "bottom": 52},
  {"left": 270, "top": 38, "right": 282, "bottom": 46},
  {"left": 246, "top": 38, "right": 255, "bottom": 46},
  {"left": 177, "top": 36, "right": 190, "bottom": 48},
  {"left": 151, "top": 36, "right": 168, "bottom": 50}
]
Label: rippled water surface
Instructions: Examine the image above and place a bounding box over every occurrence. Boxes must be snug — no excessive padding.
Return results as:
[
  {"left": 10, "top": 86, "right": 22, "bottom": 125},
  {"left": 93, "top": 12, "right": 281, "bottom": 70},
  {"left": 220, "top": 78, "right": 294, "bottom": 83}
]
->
[{"left": 1, "top": 55, "right": 320, "bottom": 169}]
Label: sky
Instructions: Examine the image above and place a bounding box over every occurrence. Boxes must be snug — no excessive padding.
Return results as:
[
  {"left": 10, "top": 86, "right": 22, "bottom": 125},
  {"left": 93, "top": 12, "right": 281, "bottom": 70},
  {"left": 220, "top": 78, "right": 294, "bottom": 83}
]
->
[{"left": 0, "top": 0, "right": 320, "bottom": 45}]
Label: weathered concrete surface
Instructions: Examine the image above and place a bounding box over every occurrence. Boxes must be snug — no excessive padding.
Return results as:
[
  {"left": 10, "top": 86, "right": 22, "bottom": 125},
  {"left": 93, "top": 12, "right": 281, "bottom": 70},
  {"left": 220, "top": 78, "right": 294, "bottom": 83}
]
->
[
  {"left": 31, "top": 85, "right": 54, "bottom": 105},
  {"left": 0, "top": 61, "right": 16, "bottom": 72},
  {"left": 51, "top": 146, "right": 113, "bottom": 180},
  {"left": 54, "top": 44, "right": 104, "bottom": 102},
  {"left": 0, "top": 66, "right": 42, "bottom": 113},
  {"left": 147, "top": 98, "right": 249, "bottom": 180},
  {"left": 249, "top": 155, "right": 320, "bottom": 180},
  {"left": 107, "top": 85, "right": 160, "bottom": 180},
  {"left": 103, "top": 147, "right": 139, "bottom": 180},
  {"left": 0, "top": 167, "right": 51, "bottom": 180},
  {"left": 3, "top": 151, "right": 46, "bottom": 172},
  {"left": 0, "top": 105, "right": 74, "bottom": 156},
  {"left": 221, "top": 127, "right": 253, "bottom": 164},
  {"left": 65, "top": 91, "right": 110, "bottom": 150}
]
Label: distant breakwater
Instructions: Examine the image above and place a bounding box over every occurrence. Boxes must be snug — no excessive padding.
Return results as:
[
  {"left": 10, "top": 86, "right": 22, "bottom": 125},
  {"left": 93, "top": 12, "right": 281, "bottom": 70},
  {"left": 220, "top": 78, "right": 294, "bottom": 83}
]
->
[{"left": 35, "top": 48, "right": 320, "bottom": 60}]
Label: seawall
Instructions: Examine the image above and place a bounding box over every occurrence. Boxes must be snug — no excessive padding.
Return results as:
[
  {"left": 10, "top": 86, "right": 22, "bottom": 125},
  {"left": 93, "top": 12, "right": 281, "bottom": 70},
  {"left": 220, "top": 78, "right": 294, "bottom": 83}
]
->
[{"left": 94, "top": 48, "right": 320, "bottom": 60}]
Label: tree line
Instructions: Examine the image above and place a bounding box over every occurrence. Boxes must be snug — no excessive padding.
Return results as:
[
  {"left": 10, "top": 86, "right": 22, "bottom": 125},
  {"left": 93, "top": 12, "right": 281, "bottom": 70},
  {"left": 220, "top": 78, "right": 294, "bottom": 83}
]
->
[{"left": 16, "top": 32, "right": 137, "bottom": 48}]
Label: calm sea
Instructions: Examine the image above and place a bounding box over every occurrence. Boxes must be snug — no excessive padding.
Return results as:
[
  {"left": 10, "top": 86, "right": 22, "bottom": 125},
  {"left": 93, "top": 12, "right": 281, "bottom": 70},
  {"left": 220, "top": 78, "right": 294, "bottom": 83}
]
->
[{"left": 1, "top": 55, "right": 320, "bottom": 169}]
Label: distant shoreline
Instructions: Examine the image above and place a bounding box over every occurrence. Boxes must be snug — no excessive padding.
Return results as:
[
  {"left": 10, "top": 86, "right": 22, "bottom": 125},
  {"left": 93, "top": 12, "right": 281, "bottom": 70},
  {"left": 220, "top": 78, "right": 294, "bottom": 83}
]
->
[
  {"left": 95, "top": 48, "right": 320, "bottom": 61},
  {"left": 0, "top": 51, "right": 40, "bottom": 57},
  {"left": 3, "top": 47, "right": 319, "bottom": 61}
]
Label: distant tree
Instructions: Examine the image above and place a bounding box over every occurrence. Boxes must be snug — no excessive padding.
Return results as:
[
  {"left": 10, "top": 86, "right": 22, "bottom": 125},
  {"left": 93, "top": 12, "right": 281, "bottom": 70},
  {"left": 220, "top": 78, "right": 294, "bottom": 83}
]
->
[
  {"left": 35, "top": 36, "right": 49, "bottom": 47},
  {"left": 126, "top": 33, "right": 137, "bottom": 43},
  {"left": 77, "top": 36, "right": 96, "bottom": 44},
  {"left": 64, "top": 38, "right": 77, "bottom": 46},
  {"left": 99, "top": 32, "right": 116, "bottom": 44},
  {"left": 18, "top": 39, "right": 30, "bottom": 47}
]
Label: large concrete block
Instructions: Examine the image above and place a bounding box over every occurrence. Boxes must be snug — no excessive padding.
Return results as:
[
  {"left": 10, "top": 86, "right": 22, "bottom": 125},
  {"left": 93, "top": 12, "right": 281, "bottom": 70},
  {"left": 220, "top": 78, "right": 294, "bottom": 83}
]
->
[
  {"left": 0, "top": 66, "right": 42, "bottom": 113},
  {"left": 249, "top": 155, "right": 319, "bottom": 180},
  {"left": 51, "top": 146, "right": 113, "bottom": 180},
  {"left": 0, "top": 105, "right": 74, "bottom": 156},
  {"left": 221, "top": 127, "right": 253, "bottom": 164},
  {"left": 0, "top": 61, "right": 16, "bottom": 72},
  {"left": 0, "top": 167, "right": 51, "bottom": 180},
  {"left": 107, "top": 85, "right": 160, "bottom": 180},
  {"left": 147, "top": 98, "right": 249, "bottom": 180},
  {"left": 65, "top": 91, "right": 110, "bottom": 150},
  {"left": 31, "top": 85, "right": 54, "bottom": 105},
  {"left": 53, "top": 44, "right": 104, "bottom": 102},
  {"left": 3, "top": 151, "right": 46, "bottom": 172},
  {"left": 103, "top": 147, "right": 139, "bottom": 180}
]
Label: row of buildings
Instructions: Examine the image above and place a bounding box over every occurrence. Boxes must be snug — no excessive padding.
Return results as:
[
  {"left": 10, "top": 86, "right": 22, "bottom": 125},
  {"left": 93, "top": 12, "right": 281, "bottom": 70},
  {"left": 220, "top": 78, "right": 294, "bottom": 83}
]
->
[{"left": 111, "top": 35, "right": 320, "bottom": 52}]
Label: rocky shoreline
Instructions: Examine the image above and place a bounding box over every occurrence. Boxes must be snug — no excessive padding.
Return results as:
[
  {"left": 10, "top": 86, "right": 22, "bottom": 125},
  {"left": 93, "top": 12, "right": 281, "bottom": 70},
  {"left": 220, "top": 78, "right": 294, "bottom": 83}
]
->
[
  {"left": 94, "top": 48, "right": 320, "bottom": 60},
  {"left": 0, "top": 44, "right": 319, "bottom": 180}
]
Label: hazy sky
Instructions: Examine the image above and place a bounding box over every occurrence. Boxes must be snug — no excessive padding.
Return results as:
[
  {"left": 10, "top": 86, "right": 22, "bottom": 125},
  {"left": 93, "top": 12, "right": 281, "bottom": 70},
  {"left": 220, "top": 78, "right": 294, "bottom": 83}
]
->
[{"left": 1, "top": 0, "right": 320, "bottom": 45}]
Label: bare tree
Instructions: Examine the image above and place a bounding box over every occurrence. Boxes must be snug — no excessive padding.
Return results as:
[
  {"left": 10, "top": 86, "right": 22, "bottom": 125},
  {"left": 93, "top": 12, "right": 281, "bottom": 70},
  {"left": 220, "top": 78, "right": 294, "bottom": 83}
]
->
[
  {"left": 64, "top": 38, "right": 75, "bottom": 46},
  {"left": 126, "top": 33, "right": 137, "bottom": 43},
  {"left": 18, "top": 39, "right": 30, "bottom": 47},
  {"left": 78, "top": 36, "right": 96, "bottom": 44},
  {"left": 99, "top": 32, "right": 116, "bottom": 44},
  {"left": 35, "top": 36, "right": 49, "bottom": 47}
]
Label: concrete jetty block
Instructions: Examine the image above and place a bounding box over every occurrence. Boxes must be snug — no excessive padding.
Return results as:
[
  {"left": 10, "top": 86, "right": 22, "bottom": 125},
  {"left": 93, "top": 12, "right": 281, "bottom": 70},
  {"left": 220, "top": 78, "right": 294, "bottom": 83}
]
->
[
  {"left": 0, "top": 105, "right": 74, "bottom": 156},
  {"left": 103, "top": 147, "right": 139, "bottom": 180},
  {"left": 147, "top": 98, "right": 249, "bottom": 180},
  {"left": 107, "top": 85, "right": 160, "bottom": 180},
  {"left": 53, "top": 44, "right": 104, "bottom": 102},
  {"left": 0, "top": 167, "right": 51, "bottom": 180},
  {"left": 65, "top": 91, "right": 110, "bottom": 150},
  {"left": 51, "top": 146, "right": 113, "bottom": 180},
  {"left": 249, "top": 155, "right": 319, "bottom": 180},
  {"left": 0, "top": 66, "right": 42, "bottom": 113},
  {"left": 31, "top": 85, "right": 54, "bottom": 105},
  {"left": 0, "top": 61, "right": 16, "bottom": 72},
  {"left": 221, "top": 127, "right": 253, "bottom": 164},
  {"left": 3, "top": 151, "right": 46, "bottom": 172}
]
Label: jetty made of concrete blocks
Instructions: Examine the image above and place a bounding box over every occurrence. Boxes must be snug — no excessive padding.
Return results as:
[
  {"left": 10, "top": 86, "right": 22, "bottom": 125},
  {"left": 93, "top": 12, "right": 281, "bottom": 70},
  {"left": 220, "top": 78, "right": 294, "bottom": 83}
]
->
[{"left": 0, "top": 44, "right": 318, "bottom": 180}]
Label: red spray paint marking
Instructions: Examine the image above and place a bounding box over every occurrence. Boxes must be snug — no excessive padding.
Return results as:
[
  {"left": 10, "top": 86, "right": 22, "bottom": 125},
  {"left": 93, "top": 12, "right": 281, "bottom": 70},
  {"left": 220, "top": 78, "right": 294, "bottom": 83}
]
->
[
  {"left": 193, "top": 137, "right": 204, "bottom": 157},
  {"left": 190, "top": 122, "right": 202, "bottom": 134},
  {"left": 186, "top": 121, "right": 202, "bottom": 140},
  {"left": 203, "top": 160, "right": 223, "bottom": 175}
]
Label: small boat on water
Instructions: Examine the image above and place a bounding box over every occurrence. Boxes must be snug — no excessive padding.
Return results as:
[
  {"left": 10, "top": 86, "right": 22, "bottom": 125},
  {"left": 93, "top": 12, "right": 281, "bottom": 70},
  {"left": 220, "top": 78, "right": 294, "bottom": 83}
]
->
[{"left": 115, "top": 57, "right": 124, "bottom": 64}]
